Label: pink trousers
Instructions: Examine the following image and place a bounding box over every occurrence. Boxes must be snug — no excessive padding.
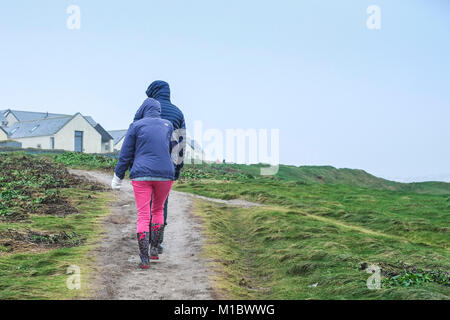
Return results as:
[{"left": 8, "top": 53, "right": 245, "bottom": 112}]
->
[{"left": 131, "top": 180, "right": 174, "bottom": 233}]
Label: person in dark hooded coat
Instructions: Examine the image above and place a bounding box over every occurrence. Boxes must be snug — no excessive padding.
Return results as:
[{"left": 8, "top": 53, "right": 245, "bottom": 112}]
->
[{"left": 133, "top": 80, "right": 186, "bottom": 254}]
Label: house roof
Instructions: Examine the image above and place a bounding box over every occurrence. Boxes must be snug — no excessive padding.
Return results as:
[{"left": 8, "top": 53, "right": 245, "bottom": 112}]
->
[
  {"left": 85, "top": 116, "right": 113, "bottom": 142},
  {"left": 0, "top": 113, "right": 7, "bottom": 125},
  {"left": 0, "top": 109, "right": 113, "bottom": 142},
  {"left": 108, "top": 130, "right": 128, "bottom": 145},
  {"left": 5, "top": 116, "right": 73, "bottom": 139},
  {"left": 1, "top": 109, "right": 69, "bottom": 122},
  {"left": 0, "top": 109, "right": 12, "bottom": 125},
  {"left": 84, "top": 116, "right": 97, "bottom": 127}
]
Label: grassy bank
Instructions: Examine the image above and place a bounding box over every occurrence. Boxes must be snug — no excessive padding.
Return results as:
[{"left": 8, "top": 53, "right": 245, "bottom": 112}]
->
[
  {"left": 13, "top": 152, "right": 448, "bottom": 299},
  {"left": 50, "top": 152, "right": 118, "bottom": 171},
  {"left": 177, "top": 180, "right": 449, "bottom": 249},
  {"left": 194, "top": 200, "right": 449, "bottom": 299},
  {"left": 0, "top": 153, "right": 111, "bottom": 299},
  {"left": 177, "top": 163, "right": 449, "bottom": 299},
  {"left": 38, "top": 152, "right": 450, "bottom": 194},
  {"left": 179, "top": 162, "right": 450, "bottom": 195}
]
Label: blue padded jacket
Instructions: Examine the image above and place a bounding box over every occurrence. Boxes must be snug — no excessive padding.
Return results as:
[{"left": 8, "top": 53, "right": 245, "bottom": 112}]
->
[{"left": 115, "top": 98, "right": 174, "bottom": 180}]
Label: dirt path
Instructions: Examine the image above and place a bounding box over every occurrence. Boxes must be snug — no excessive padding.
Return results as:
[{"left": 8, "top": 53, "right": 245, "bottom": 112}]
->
[
  {"left": 182, "top": 193, "right": 262, "bottom": 208},
  {"left": 69, "top": 169, "right": 216, "bottom": 300}
]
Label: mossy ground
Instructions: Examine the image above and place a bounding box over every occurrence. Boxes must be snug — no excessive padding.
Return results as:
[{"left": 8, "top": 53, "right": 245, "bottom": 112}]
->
[
  {"left": 0, "top": 189, "right": 111, "bottom": 299},
  {"left": 3, "top": 152, "right": 447, "bottom": 299},
  {"left": 193, "top": 199, "right": 449, "bottom": 299},
  {"left": 0, "top": 153, "right": 112, "bottom": 299}
]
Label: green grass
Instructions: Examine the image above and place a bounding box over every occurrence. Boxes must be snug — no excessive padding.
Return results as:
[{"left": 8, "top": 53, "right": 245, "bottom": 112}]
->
[
  {"left": 195, "top": 200, "right": 449, "bottom": 300},
  {"left": 175, "top": 163, "right": 449, "bottom": 300},
  {"left": 9, "top": 152, "right": 448, "bottom": 299},
  {"left": 0, "top": 153, "right": 111, "bottom": 299},
  {"left": 180, "top": 162, "right": 450, "bottom": 195},
  {"left": 34, "top": 152, "right": 450, "bottom": 194},
  {"left": 176, "top": 181, "right": 449, "bottom": 249},
  {"left": 0, "top": 189, "right": 110, "bottom": 299},
  {"left": 31, "top": 152, "right": 450, "bottom": 195},
  {"left": 49, "top": 152, "right": 118, "bottom": 170}
]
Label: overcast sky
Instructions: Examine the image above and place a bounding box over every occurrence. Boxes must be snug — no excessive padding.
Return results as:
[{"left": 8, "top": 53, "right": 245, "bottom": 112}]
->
[{"left": 1, "top": 0, "right": 449, "bottom": 181}]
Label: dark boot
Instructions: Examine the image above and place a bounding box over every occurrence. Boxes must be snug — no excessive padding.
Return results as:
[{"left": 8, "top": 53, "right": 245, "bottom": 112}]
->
[
  {"left": 150, "top": 223, "right": 165, "bottom": 260},
  {"left": 157, "top": 228, "right": 165, "bottom": 254},
  {"left": 137, "top": 232, "right": 150, "bottom": 269}
]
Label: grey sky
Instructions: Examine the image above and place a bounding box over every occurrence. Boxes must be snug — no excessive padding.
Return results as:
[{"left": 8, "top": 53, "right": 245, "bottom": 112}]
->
[{"left": 0, "top": 0, "right": 449, "bottom": 181}]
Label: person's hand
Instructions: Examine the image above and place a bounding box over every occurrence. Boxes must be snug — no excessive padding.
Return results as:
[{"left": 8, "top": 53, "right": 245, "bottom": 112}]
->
[{"left": 111, "top": 173, "right": 123, "bottom": 190}]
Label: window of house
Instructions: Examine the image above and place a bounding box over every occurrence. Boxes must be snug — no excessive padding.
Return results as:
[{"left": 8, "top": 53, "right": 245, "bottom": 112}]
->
[
  {"left": 37, "top": 144, "right": 41, "bottom": 149},
  {"left": 50, "top": 137, "right": 55, "bottom": 150}
]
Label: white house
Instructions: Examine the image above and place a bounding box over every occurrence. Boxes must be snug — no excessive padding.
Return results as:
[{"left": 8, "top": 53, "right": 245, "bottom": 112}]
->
[
  {"left": 0, "top": 109, "right": 113, "bottom": 153},
  {"left": 84, "top": 116, "right": 114, "bottom": 153},
  {"left": 108, "top": 129, "right": 128, "bottom": 152},
  {"left": 0, "top": 127, "right": 8, "bottom": 141}
]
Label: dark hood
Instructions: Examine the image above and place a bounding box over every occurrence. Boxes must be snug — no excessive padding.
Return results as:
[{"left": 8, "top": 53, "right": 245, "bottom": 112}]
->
[
  {"left": 146, "top": 80, "right": 171, "bottom": 101},
  {"left": 133, "top": 98, "right": 161, "bottom": 122}
]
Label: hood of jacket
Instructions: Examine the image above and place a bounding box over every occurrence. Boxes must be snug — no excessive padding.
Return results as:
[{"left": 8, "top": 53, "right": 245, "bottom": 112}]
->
[
  {"left": 133, "top": 98, "right": 161, "bottom": 122},
  {"left": 146, "top": 80, "right": 171, "bottom": 101}
]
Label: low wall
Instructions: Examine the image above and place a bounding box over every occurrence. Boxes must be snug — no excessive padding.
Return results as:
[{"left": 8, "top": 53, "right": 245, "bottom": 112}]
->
[
  {"left": 0, "top": 147, "right": 120, "bottom": 159},
  {"left": 0, "top": 141, "right": 22, "bottom": 148}
]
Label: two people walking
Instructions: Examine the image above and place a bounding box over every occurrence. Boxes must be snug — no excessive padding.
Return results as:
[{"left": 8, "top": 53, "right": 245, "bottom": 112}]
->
[{"left": 111, "top": 81, "right": 185, "bottom": 269}]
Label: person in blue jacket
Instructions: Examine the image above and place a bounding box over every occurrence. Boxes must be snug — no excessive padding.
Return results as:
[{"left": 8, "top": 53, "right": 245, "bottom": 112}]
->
[
  {"left": 111, "top": 98, "right": 175, "bottom": 269},
  {"left": 134, "top": 80, "right": 186, "bottom": 254}
]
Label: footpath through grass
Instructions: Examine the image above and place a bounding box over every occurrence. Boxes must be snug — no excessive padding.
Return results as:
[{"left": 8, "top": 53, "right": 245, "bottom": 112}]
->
[
  {"left": 177, "top": 180, "right": 449, "bottom": 250},
  {"left": 18, "top": 152, "right": 449, "bottom": 299},
  {"left": 176, "top": 163, "right": 450, "bottom": 299},
  {"left": 0, "top": 153, "right": 111, "bottom": 299}
]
